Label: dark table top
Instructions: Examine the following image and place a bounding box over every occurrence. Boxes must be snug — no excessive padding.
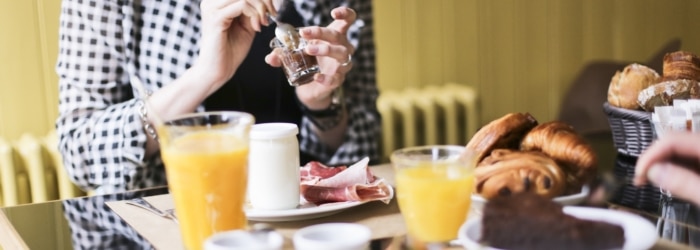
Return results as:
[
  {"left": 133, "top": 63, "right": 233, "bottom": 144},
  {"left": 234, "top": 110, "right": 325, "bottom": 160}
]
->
[{"left": 2, "top": 156, "right": 700, "bottom": 249}]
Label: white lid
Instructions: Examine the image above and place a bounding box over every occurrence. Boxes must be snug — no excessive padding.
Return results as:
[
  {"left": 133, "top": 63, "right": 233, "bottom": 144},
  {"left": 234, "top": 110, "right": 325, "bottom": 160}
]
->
[{"left": 250, "top": 123, "right": 299, "bottom": 140}]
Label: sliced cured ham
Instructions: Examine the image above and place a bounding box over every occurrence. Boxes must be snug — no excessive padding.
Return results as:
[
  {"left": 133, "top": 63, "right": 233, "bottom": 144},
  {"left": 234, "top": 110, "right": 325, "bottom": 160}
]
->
[
  {"left": 300, "top": 161, "right": 347, "bottom": 183},
  {"left": 302, "top": 179, "right": 393, "bottom": 204},
  {"left": 300, "top": 157, "right": 394, "bottom": 205}
]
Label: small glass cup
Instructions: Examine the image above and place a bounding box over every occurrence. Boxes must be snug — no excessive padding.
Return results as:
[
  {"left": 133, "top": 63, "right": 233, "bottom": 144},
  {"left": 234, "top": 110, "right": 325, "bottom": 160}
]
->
[
  {"left": 391, "top": 145, "right": 477, "bottom": 249},
  {"left": 269, "top": 29, "right": 320, "bottom": 87},
  {"left": 157, "top": 111, "right": 255, "bottom": 250}
]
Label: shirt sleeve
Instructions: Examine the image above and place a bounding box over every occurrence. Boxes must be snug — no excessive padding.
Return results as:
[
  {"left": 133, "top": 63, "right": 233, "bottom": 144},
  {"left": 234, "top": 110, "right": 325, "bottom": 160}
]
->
[
  {"left": 297, "top": 0, "right": 382, "bottom": 165},
  {"left": 55, "top": 0, "right": 166, "bottom": 193}
]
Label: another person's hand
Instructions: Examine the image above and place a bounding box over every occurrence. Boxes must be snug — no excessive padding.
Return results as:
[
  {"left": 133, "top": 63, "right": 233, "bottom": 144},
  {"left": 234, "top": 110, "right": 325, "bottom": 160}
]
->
[
  {"left": 266, "top": 6, "right": 357, "bottom": 110},
  {"left": 194, "top": 0, "right": 277, "bottom": 95},
  {"left": 634, "top": 132, "right": 700, "bottom": 205}
]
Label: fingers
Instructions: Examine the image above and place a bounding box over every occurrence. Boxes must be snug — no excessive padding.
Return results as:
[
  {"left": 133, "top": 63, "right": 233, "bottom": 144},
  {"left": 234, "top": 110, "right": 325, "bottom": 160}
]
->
[
  {"left": 634, "top": 132, "right": 700, "bottom": 186},
  {"left": 305, "top": 42, "right": 351, "bottom": 65},
  {"left": 245, "top": 0, "right": 275, "bottom": 26},
  {"left": 202, "top": 0, "right": 276, "bottom": 32},
  {"left": 646, "top": 163, "right": 700, "bottom": 204},
  {"left": 328, "top": 6, "right": 357, "bottom": 34},
  {"left": 264, "top": 49, "right": 283, "bottom": 67},
  {"left": 300, "top": 27, "right": 349, "bottom": 47}
]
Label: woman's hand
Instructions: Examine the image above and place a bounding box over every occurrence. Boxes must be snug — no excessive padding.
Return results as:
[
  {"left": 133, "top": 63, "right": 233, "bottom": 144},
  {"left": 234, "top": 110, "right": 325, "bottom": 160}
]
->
[
  {"left": 266, "top": 6, "right": 357, "bottom": 110},
  {"left": 193, "top": 0, "right": 277, "bottom": 96},
  {"left": 634, "top": 132, "right": 700, "bottom": 205}
]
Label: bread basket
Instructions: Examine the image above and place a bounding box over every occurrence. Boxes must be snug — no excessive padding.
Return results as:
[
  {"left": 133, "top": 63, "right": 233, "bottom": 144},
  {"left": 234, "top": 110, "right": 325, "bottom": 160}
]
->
[
  {"left": 602, "top": 102, "right": 654, "bottom": 156},
  {"left": 611, "top": 154, "right": 660, "bottom": 213},
  {"left": 603, "top": 102, "right": 660, "bottom": 213}
]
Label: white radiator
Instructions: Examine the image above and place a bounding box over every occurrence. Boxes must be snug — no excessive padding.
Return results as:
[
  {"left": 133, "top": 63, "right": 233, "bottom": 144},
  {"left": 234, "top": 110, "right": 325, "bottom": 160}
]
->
[
  {"left": 0, "top": 131, "right": 84, "bottom": 207},
  {"left": 377, "top": 83, "right": 479, "bottom": 162}
]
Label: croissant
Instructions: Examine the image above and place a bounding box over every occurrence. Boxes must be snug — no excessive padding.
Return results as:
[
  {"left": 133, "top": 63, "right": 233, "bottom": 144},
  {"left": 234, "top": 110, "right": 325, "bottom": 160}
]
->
[
  {"left": 662, "top": 51, "right": 700, "bottom": 82},
  {"left": 475, "top": 149, "right": 566, "bottom": 199},
  {"left": 466, "top": 112, "right": 538, "bottom": 162},
  {"left": 520, "top": 121, "right": 598, "bottom": 193}
]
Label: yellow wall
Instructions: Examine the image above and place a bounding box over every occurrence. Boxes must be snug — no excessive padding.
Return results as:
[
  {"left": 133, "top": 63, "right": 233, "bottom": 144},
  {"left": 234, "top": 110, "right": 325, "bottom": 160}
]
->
[
  {"left": 0, "top": 0, "right": 61, "bottom": 140},
  {"left": 374, "top": 0, "right": 700, "bottom": 125},
  {"left": 1, "top": 0, "right": 700, "bottom": 139}
]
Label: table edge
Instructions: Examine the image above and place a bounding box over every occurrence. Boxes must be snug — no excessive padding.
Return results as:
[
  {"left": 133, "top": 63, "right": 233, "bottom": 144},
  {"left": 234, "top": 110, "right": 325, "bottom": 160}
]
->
[{"left": 0, "top": 208, "right": 29, "bottom": 250}]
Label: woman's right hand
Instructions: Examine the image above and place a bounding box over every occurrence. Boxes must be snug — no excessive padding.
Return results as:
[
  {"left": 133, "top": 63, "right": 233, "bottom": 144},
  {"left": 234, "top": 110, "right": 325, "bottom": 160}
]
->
[
  {"left": 634, "top": 132, "right": 700, "bottom": 205},
  {"left": 193, "top": 0, "right": 277, "bottom": 95}
]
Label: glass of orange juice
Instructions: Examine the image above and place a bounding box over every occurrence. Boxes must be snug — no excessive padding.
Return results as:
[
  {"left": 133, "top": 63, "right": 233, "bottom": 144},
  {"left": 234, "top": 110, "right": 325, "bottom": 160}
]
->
[
  {"left": 391, "top": 145, "right": 476, "bottom": 249},
  {"left": 157, "top": 111, "right": 254, "bottom": 250}
]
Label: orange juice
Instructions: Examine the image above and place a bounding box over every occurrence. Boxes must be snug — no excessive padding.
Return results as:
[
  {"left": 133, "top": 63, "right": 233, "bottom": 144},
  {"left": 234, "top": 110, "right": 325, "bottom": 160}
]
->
[
  {"left": 161, "top": 131, "right": 249, "bottom": 250},
  {"left": 396, "top": 163, "right": 474, "bottom": 242}
]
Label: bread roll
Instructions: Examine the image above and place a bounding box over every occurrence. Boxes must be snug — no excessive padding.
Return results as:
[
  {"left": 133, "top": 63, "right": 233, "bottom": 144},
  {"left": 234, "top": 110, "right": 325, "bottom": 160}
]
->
[
  {"left": 520, "top": 121, "right": 598, "bottom": 193},
  {"left": 637, "top": 79, "right": 700, "bottom": 112},
  {"left": 475, "top": 149, "right": 566, "bottom": 199},
  {"left": 662, "top": 51, "right": 700, "bottom": 81},
  {"left": 607, "top": 63, "right": 660, "bottom": 110},
  {"left": 466, "top": 113, "right": 538, "bottom": 162}
]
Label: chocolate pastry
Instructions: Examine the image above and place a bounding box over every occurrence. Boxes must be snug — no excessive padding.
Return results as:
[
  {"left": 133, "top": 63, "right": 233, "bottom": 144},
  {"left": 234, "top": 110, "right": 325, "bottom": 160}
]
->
[
  {"left": 466, "top": 112, "right": 538, "bottom": 162},
  {"left": 520, "top": 121, "right": 598, "bottom": 194},
  {"left": 475, "top": 149, "right": 566, "bottom": 199},
  {"left": 480, "top": 192, "right": 625, "bottom": 250}
]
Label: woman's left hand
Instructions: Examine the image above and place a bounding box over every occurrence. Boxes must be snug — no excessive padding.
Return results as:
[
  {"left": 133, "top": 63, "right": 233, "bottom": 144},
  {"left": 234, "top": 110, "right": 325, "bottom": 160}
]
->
[{"left": 265, "top": 6, "right": 356, "bottom": 110}]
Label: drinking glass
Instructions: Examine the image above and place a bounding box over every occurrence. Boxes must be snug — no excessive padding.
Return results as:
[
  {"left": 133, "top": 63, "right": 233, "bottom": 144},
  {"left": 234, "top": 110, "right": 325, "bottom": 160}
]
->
[
  {"left": 157, "top": 111, "right": 255, "bottom": 250},
  {"left": 390, "top": 145, "right": 477, "bottom": 249}
]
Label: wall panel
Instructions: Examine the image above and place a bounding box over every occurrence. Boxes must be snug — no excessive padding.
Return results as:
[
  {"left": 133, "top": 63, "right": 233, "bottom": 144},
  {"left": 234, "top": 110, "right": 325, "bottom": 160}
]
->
[
  {"left": 374, "top": 0, "right": 700, "bottom": 126},
  {"left": 1, "top": 0, "right": 700, "bottom": 140},
  {"left": 0, "top": 0, "right": 60, "bottom": 141}
]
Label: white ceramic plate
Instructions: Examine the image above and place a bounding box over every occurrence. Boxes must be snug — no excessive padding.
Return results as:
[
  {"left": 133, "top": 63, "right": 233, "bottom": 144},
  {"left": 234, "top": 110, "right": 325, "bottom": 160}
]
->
[
  {"left": 246, "top": 184, "right": 394, "bottom": 222},
  {"left": 245, "top": 201, "right": 368, "bottom": 222},
  {"left": 471, "top": 185, "right": 590, "bottom": 211},
  {"left": 457, "top": 206, "right": 658, "bottom": 250}
]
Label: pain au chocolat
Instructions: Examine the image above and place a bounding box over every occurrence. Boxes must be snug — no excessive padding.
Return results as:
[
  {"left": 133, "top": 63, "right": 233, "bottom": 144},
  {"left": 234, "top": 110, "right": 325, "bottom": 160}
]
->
[
  {"left": 475, "top": 149, "right": 566, "bottom": 199},
  {"left": 520, "top": 121, "right": 598, "bottom": 194},
  {"left": 468, "top": 113, "right": 597, "bottom": 199}
]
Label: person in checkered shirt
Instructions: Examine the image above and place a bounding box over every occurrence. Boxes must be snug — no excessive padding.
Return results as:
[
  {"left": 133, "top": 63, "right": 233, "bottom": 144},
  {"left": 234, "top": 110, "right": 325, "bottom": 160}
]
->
[{"left": 55, "top": 0, "right": 380, "bottom": 195}]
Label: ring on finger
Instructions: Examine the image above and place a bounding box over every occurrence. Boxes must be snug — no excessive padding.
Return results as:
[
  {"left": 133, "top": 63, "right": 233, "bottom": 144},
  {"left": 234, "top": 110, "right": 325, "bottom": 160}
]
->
[{"left": 341, "top": 54, "right": 353, "bottom": 67}]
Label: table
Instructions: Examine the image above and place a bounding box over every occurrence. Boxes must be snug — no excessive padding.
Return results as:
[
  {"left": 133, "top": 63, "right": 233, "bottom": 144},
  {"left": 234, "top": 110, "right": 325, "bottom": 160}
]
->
[{"left": 0, "top": 164, "right": 698, "bottom": 249}]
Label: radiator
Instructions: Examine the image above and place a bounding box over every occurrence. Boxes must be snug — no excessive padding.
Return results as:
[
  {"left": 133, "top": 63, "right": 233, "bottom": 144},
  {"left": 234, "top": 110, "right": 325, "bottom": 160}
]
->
[
  {"left": 0, "top": 132, "right": 84, "bottom": 207},
  {"left": 377, "top": 83, "right": 479, "bottom": 162}
]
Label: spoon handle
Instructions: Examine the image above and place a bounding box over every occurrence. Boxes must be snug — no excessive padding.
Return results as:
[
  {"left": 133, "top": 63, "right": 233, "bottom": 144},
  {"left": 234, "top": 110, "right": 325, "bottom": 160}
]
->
[{"left": 126, "top": 198, "right": 178, "bottom": 223}]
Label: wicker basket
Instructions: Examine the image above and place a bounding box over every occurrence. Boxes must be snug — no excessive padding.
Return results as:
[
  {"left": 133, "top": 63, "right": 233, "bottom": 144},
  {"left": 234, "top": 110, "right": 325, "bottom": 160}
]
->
[
  {"left": 603, "top": 102, "right": 660, "bottom": 212},
  {"left": 611, "top": 154, "right": 660, "bottom": 213},
  {"left": 602, "top": 102, "right": 654, "bottom": 157}
]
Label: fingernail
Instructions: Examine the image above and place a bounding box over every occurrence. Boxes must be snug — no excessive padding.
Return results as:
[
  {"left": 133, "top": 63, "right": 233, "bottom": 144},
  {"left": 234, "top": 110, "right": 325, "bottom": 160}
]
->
[
  {"left": 647, "top": 164, "right": 664, "bottom": 183},
  {"left": 314, "top": 74, "right": 325, "bottom": 83},
  {"left": 301, "top": 28, "right": 312, "bottom": 36},
  {"left": 306, "top": 45, "right": 318, "bottom": 54}
]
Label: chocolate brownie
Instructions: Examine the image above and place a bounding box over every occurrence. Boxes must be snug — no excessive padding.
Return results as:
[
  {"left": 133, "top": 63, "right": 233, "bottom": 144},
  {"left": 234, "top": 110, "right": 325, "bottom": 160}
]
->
[{"left": 480, "top": 192, "right": 625, "bottom": 250}]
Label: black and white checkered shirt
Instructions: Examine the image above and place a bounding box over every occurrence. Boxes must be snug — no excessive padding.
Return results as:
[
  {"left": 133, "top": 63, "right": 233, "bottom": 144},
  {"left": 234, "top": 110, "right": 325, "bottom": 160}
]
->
[{"left": 55, "top": 0, "right": 380, "bottom": 195}]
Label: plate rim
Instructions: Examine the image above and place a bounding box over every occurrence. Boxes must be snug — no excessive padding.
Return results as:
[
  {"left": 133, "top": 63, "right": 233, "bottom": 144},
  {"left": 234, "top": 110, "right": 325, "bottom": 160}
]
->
[
  {"left": 471, "top": 185, "right": 591, "bottom": 205},
  {"left": 245, "top": 200, "right": 367, "bottom": 219}
]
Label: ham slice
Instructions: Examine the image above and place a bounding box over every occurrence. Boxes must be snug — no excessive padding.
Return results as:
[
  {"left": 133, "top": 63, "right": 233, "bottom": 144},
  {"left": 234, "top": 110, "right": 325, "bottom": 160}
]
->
[{"left": 300, "top": 157, "right": 394, "bottom": 205}]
